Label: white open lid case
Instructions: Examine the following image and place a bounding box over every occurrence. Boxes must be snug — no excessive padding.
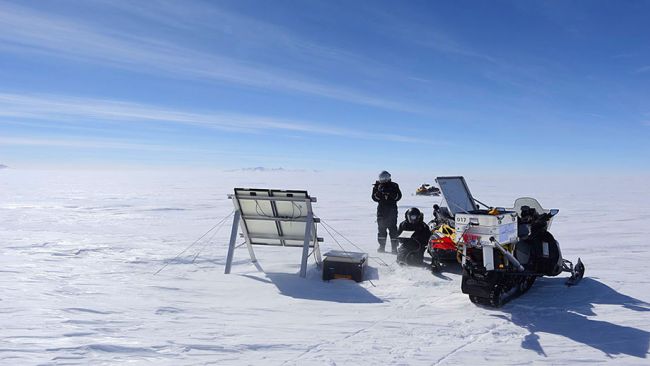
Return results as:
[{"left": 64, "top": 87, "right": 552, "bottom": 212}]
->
[{"left": 435, "top": 176, "right": 479, "bottom": 216}]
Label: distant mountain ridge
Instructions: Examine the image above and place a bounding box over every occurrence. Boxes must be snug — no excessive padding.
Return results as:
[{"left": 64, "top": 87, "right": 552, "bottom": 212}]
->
[
  {"left": 0, "top": 164, "right": 8, "bottom": 169},
  {"left": 224, "top": 167, "right": 285, "bottom": 172},
  {"left": 241, "top": 167, "right": 285, "bottom": 172},
  {"left": 225, "top": 167, "right": 318, "bottom": 173}
]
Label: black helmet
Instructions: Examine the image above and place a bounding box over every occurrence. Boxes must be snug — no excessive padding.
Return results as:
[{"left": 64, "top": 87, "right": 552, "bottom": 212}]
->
[
  {"left": 378, "top": 170, "right": 391, "bottom": 183},
  {"left": 405, "top": 207, "right": 423, "bottom": 224}
]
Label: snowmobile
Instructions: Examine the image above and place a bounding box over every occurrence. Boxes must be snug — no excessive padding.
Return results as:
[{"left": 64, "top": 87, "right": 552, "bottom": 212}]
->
[
  {"left": 427, "top": 224, "right": 461, "bottom": 271},
  {"left": 461, "top": 201, "right": 584, "bottom": 307},
  {"left": 427, "top": 204, "right": 461, "bottom": 271},
  {"left": 435, "top": 176, "right": 585, "bottom": 307},
  {"left": 415, "top": 183, "right": 441, "bottom": 196}
]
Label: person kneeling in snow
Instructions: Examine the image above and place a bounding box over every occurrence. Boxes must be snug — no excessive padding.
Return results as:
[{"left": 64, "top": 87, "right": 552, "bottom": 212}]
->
[{"left": 396, "top": 207, "right": 431, "bottom": 266}]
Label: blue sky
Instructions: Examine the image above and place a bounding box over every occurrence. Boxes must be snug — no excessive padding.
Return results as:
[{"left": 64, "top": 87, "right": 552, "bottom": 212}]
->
[{"left": 0, "top": 0, "right": 648, "bottom": 173}]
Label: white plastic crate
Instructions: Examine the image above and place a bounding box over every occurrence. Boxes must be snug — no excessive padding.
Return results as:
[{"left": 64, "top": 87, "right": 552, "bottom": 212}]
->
[{"left": 455, "top": 211, "right": 518, "bottom": 245}]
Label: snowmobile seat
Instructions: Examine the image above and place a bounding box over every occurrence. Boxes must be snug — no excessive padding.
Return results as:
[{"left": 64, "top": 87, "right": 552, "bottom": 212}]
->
[{"left": 432, "top": 205, "right": 455, "bottom": 228}]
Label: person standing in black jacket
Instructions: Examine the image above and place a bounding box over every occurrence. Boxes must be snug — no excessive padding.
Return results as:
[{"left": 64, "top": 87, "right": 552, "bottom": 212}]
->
[
  {"left": 372, "top": 171, "right": 402, "bottom": 253},
  {"left": 396, "top": 207, "right": 431, "bottom": 266}
]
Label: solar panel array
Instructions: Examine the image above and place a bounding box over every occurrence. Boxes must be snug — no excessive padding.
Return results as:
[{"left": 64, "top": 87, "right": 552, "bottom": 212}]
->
[
  {"left": 225, "top": 188, "right": 322, "bottom": 277},
  {"left": 233, "top": 188, "right": 319, "bottom": 247}
]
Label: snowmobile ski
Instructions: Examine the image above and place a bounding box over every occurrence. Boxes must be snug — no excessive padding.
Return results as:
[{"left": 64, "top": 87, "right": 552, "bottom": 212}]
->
[{"left": 565, "top": 258, "right": 585, "bottom": 287}]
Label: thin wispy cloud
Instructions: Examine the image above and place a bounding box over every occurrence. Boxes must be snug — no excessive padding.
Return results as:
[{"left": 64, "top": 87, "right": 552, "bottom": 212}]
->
[
  {"left": 0, "top": 136, "right": 176, "bottom": 152},
  {"left": 0, "top": 2, "right": 422, "bottom": 114},
  {"left": 0, "top": 92, "right": 432, "bottom": 145},
  {"left": 636, "top": 65, "right": 650, "bottom": 74},
  {"left": 361, "top": 6, "right": 498, "bottom": 64},
  {"left": 101, "top": 0, "right": 370, "bottom": 68},
  {"left": 414, "top": 33, "right": 499, "bottom": 64},
  {"left": 357, "top": 6, "right": 563, "bottom": 96},
  {"left": 0, "top": 135, "right": 336, "bottom": 165}
]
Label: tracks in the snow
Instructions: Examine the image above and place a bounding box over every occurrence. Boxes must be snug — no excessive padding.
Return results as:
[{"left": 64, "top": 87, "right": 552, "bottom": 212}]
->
[
  {"left": 279, "top": 277, "right": 461, "bottom": 365},
  {"left": 430, "top": 321, "right": 507, "bottom": 366}
]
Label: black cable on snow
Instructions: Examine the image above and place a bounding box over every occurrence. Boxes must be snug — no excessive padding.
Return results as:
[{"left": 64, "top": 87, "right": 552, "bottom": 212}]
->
[
  {"left": 319, "top": 219, "right": 348, "bottom": 253},
  {"left": 153, "top": 210, "right": 234, "bottom": 275},
  {"left": 319, "top": 218, "right": 393, "bottom": 269},
  {"left": 190, "top": 213, "right": 232, "bottom": 264}
]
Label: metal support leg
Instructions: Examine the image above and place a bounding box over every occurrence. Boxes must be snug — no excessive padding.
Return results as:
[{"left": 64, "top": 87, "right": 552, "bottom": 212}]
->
[
  {"left": 314, "top": 240, "right": 322, "bottom": 266},
  {"left": 224, "top": 210, "right": 241, "bottom": 274},
  {"left": 246, "top": 242, "right": 257, "bottom": 263},
  {"left": 462, "top": 243, "right": 467, "bottom": 266},
  {"left": 299, "top": 213, "right": 313, "bottom": 278},
  {"left": 312, "top": 227, "right": 322, "bottom": 266}
]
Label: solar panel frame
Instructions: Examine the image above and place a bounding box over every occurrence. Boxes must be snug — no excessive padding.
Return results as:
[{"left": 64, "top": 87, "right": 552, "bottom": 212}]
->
[
  {"left": 232, "top": 188, "right": 319, "bottom": 247},
  {"left": 225, "top": 188, "right": 322, "bottom": 278}
]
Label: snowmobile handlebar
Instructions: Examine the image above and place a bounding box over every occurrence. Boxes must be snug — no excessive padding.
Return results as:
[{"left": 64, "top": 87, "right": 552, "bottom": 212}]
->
[
  {"left": 538, "top": 210, "right": 558, "bottom": 223},
  {"left": 521, "top": 208, "right": 558, "bottom": 227}
]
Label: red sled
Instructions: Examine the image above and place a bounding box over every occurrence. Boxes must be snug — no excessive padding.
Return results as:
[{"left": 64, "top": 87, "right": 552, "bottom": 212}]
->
[
  {"left": 427, "top": 233, "right": 462, "bottom": 272},
  {"left": 428, "top": 234, "right": 460, "bottom": 264}
]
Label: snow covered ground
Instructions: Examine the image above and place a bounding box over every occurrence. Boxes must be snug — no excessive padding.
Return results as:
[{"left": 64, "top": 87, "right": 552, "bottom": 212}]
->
[{"left": 1, "top": 169, "right": 649, "bottom": 365}]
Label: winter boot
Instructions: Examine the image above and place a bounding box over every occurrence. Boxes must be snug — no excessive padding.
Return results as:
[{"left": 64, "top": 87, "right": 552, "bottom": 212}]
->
[
  {"left": 377, "top": 236, "right": 387, "bottom": 253},
  {"left": 390, "top": 239, "right": 399, "bottom": 254}
]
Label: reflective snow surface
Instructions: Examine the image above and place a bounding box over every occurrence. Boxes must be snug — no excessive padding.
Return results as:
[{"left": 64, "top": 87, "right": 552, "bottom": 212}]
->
[{"left": 1, "top": 169, "right": 649, "bottom": 365}]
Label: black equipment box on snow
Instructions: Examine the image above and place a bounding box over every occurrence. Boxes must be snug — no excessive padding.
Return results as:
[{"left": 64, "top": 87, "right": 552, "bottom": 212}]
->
[{"left": 322, "top": 250, "right": 368, "bottom": 282}]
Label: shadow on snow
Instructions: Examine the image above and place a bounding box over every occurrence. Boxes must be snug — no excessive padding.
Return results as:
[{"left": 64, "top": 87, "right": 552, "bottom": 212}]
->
[
  {"left": 495, "top": 277, "right": 650, "bottom": 358},
  {"left": 239, "top": 264, "right": 383, "bottom": 304}
]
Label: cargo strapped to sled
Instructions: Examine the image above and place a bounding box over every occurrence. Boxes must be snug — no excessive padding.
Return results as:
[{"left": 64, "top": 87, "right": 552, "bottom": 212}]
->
[
  {"left": 224, "top": 188, "right": 323, "bottom": 278},
  {"left": 436, "top": 176, "right": 519, "bottom": 271}
]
